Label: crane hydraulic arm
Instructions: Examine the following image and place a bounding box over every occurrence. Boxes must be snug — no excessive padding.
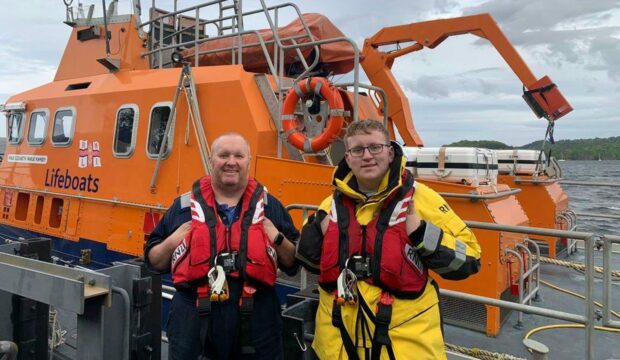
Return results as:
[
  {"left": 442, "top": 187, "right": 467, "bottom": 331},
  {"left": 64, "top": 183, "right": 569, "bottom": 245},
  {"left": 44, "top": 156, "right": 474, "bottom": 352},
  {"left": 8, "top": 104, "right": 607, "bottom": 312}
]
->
[{"left": 361, "top": 13, "right": 573, "bottom": 147}]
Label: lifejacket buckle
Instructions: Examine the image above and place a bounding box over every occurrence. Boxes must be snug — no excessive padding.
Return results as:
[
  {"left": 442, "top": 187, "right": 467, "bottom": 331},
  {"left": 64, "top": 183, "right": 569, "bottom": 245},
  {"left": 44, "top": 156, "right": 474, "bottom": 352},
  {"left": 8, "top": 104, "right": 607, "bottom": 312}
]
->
[
  {"left": 196, "top": 296, "right": 212, "bottom": 316},
  {"left": 239, "top": 284, "right": 257, "bottom": 315},
  {"left": 208, "top": 265, "right": 229, "bottom": 302},
  {"left": 375, "top": 292, "right": 394, "bottom": 327},
  {"left": 216, "top": 252, "right": 239, "bottom": 273},
  {"left": 347, "top": 255, "right": 372, "bottom": 279}
]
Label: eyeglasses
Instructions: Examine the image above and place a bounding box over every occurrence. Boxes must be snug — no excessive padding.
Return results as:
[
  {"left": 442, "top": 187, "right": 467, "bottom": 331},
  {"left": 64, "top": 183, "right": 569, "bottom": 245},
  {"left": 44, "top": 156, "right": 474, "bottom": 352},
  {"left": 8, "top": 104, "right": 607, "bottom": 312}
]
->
[{"left": 346, "top": 143, "right": 390, "bottom": 157}]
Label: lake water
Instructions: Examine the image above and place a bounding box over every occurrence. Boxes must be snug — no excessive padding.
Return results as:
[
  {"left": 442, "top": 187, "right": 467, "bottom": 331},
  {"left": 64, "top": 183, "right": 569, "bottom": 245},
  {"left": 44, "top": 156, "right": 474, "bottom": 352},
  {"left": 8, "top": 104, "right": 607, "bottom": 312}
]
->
[{"left": 560, "top": 160, "right": 620, "bottom": 235}]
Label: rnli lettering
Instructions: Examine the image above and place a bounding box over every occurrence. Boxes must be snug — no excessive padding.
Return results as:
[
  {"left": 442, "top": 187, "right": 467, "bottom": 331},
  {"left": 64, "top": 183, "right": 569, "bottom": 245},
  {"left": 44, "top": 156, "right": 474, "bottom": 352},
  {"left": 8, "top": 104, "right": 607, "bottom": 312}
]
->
[
  {"left": 439, "top": 204, "right": 450, "bottom": 213},
  {"left": 171, "top": 239, "right": 187, "bottom": 270},
  {"left": 44, "top": 168, "right": 100, "bottom": 193},
  {"left": 403, "top": 243, "right": 424, "bottom": 275}
]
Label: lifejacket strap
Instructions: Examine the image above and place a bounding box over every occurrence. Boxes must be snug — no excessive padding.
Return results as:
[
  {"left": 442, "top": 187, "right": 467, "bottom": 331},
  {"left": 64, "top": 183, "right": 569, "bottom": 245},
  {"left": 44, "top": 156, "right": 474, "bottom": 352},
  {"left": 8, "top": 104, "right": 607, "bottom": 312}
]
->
[
  {"left": 373, "top": 293, "right": 396, "bottom": 360},
  {"left": 196, "top": 295, "right": 212, "bottom": 358},
  {"left": 331, "top": 300, "right": 360, "bottom": 360},
  {"left": 239, "top": 283, "right": 257, "bottom": 355}
]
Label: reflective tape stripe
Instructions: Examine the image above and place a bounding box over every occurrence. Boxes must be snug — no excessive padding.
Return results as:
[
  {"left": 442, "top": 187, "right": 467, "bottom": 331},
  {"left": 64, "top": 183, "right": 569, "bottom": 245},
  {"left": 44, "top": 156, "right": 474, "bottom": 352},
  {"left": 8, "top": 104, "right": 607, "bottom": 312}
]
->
[
  {"left": 180, "top": 192, "right": 191, "bottom": 209},
  {"left": 417, "top": 222, "right": 441, "bottom": 256},
  {"left": 432, "top": 239, "right": 467, "bottom": 274},
  {"left": 448, "top": 239, "right": 467, "bottom": 271}
]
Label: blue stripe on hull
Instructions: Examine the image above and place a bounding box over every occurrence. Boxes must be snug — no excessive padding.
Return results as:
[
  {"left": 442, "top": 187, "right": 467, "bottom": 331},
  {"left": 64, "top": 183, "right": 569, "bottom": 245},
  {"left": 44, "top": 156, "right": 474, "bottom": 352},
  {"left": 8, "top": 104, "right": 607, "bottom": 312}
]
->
[{"left": 0, "top": 224, "right": 134, "bottom": 268}]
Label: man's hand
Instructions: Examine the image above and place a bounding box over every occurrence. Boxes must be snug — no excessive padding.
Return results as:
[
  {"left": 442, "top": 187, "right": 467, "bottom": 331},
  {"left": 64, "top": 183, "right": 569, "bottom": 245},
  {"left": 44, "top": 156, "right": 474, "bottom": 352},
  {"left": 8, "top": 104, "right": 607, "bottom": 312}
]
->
[
  {"left": 172, "top": 221, "right": 191, "bottom": 245},
  {"left": 263, "top": 217, "right": 279, "bottom": 243},
  {"left": 147, "top": 220, "right": 191, "bottom": 272},
  {"left": 405, "top": 200, "right": 421, "bottom": 235}
]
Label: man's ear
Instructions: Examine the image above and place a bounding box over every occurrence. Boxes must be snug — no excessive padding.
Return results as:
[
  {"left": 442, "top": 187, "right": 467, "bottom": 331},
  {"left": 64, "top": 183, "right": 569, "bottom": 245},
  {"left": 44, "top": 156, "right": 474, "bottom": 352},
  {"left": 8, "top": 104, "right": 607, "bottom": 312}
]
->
[
  {"left": 388, "top": 146, "right": 395, "bottom": 162},
  {"left": 344, "top": 152, "right": 353, "bottom": 168}
]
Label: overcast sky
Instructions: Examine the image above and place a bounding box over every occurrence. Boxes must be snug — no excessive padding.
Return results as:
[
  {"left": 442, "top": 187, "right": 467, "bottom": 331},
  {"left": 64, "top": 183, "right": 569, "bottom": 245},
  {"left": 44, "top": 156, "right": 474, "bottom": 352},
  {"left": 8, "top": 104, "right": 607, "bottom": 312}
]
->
[{"left": 1, "top": 0, "right": 619, "bottom": 146}]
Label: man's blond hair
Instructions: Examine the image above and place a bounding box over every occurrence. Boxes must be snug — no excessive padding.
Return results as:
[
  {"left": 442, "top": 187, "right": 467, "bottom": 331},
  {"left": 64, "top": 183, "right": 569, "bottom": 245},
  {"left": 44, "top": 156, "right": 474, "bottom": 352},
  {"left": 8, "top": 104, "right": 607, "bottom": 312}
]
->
[{"left": 344, "top": 120, "right": 390, "bottom": 149}]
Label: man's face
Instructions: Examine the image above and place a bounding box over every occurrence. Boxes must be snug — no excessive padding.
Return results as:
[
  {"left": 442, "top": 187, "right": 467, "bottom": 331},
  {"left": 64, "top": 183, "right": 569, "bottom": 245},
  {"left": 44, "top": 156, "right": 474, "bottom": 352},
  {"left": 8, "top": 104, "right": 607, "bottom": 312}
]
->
[
  {"left": 344, "top": 130, "right": 394, "bottom": 190},
  {"left": 210, "top": 135, "right": 250, "bottom": 190}
]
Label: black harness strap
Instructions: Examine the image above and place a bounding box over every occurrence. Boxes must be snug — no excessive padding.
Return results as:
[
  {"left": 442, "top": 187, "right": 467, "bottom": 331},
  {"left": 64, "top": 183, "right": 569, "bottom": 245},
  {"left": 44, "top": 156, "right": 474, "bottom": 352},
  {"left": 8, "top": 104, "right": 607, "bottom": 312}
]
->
[
  {"left": 235, "top": 186, "right": 263, "bottom": 355},
  {"left": 358, "top": 293, "right": 396, "bottom": 360},
  {"left": 332, "top": 300, "right": 360, "bottom": 360},
  {"left": 239, "top": 284, "right": 257, "bottom": 355},
  {"left": 192, "top": 179, "right": 220, "bottom": 357},
  {"left": 334, "top": 191, "right": 351, "bottom": 272}
]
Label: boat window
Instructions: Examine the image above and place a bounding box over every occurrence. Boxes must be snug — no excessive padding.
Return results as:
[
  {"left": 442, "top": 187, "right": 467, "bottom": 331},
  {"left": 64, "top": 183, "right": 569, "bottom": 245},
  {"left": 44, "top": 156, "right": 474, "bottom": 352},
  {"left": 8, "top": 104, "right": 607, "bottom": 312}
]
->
[
  {"left": 113, "top": 105, "right": 139, "bottom": 158},
  {"left": 28, "top": 110, "right": 49, "bottom": 145},
  {"left": 52, "top": 107, "right": 76, "bottom": 146},
  {"left": 147, "top": 103, "right": 174, "bottom": 158},
  {"left": 7, "top": 112, "right": 25, "bottom": 145}
]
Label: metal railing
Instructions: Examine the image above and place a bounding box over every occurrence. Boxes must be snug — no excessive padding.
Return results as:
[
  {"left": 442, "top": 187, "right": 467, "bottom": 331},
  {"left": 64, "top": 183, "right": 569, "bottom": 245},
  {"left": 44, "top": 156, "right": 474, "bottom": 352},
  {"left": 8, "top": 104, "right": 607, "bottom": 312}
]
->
[{"left": 463, "top": 220, "right": 619, "bottom": 360}]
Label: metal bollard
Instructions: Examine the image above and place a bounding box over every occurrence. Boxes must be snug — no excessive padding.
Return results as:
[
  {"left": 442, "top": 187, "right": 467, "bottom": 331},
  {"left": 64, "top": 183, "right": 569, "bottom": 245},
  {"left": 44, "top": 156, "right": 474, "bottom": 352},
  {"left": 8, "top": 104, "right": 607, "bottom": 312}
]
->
[{"left": 523, "top": 338, "right": 549, "bottom": 360}]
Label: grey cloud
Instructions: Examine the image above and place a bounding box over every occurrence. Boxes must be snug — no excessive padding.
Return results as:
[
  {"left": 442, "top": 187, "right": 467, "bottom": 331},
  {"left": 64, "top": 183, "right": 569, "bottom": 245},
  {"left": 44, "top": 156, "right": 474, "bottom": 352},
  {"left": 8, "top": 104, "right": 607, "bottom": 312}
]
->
[
  {"left": 459, "top": 0, "right": 620, "bottom": 81},
  {"left": 403, "top": 75, "right": 451, "bottom": 99},
  {"left": 461, "top": 0, "right": 619, "bottom": 33},
  {"left": 401, "top": 67, "right": 523, "bottom": 99}
]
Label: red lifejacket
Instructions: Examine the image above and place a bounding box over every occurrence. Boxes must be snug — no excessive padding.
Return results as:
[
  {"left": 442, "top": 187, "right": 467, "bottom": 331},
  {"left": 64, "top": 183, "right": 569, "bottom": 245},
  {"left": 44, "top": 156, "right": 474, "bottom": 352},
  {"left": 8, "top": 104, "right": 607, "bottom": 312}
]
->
[
  {"left": 319, "top": 171, "right": 428, "bottom": 298},
  {"left": 171, "top": 177, "right": 278, "bottom": 289}
]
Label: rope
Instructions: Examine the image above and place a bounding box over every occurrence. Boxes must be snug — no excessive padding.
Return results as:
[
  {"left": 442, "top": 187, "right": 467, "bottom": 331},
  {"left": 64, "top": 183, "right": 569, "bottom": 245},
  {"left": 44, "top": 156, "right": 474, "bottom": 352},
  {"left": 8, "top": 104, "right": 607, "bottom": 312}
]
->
[
  {"left": 540, "top": 280, "right": 620, "bottom": 319},
  {"left": 445, "top": 343, "right": 526, "bottom": 360},
  {"left": 537, "top": 256, "right": 620, "bottom": 278},
  {"left": 520, "top": 278, "right": 620, "bottom": 354}
]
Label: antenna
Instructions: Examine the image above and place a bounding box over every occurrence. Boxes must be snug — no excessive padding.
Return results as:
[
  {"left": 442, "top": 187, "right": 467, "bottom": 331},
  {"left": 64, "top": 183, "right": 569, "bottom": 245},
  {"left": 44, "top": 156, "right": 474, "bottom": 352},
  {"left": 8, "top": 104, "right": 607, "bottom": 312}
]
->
[
  {"left": 97, "top": 0, "right": 120, "bottom": 71},
  {"left": 102, "top": 0, "right": 111, "bottom": 56}
]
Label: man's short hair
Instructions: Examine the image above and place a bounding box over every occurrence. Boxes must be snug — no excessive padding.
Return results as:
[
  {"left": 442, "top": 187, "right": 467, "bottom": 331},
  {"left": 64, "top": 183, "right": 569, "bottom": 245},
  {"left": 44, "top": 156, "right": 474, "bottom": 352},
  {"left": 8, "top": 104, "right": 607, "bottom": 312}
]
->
[
  {"left": 344, "top": 120, "right": 390, "bottom": 148},
  {"left": 211, "top": 132, "right": 251, "bottom": 156}
]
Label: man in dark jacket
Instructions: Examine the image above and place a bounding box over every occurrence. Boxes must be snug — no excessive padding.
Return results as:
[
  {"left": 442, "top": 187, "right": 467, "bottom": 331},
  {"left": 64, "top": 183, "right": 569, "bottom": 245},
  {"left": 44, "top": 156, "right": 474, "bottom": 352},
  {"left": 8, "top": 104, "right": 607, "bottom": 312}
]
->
[{"left": 145, "top": 132, "right": 299, "bottom": 359}]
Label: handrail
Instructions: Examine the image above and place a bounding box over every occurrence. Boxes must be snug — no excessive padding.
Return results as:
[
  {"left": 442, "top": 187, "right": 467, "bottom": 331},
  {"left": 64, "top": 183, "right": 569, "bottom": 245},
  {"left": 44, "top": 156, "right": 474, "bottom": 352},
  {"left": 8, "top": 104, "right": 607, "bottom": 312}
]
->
[
  {"left": 438, "top": 188, "right": 521, "bottom": 200},
  {"left": 0, "top": 184, "right": 167, "bottom": 211},
  {"left": 338, "top": 82, "right": 389, "bottom": 126},
  {"left": 575, "top": 212, "right": 620, "bottom": 220},
  {"left": 514, "top": 177, "right": 560, "bottom": 185}
]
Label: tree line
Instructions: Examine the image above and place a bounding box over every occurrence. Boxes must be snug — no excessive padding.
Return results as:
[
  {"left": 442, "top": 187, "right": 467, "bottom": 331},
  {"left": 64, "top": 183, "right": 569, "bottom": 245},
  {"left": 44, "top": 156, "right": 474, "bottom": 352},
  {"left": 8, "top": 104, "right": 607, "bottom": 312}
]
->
[{"left": 445, "top": 137, "right": 620, "bottom": 160}]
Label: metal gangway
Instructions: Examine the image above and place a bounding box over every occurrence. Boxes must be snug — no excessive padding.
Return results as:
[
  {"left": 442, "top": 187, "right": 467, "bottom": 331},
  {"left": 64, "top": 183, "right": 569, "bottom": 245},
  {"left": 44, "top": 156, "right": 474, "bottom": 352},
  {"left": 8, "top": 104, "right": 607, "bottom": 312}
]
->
[{"left": 0, "top": 238, "right": 162, "bottom": 360}]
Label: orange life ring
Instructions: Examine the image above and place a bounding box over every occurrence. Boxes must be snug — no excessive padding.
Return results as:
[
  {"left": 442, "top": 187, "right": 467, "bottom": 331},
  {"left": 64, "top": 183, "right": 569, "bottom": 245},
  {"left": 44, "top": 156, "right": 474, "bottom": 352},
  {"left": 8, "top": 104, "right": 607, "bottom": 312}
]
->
[{"left": 281, "top": 77, "right": 345, "bottom": 153}]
